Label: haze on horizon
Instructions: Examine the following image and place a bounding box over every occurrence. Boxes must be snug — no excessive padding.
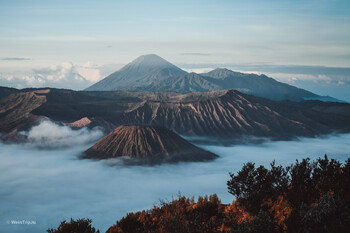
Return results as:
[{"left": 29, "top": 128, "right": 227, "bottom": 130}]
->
[{"left": 1, "top": 0, "right": 350, "bottom": 101}]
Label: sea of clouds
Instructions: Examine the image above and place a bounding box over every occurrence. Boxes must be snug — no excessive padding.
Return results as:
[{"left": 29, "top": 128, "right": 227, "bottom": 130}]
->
[{"left": 0, "top": 121, "right": 349, "bottom": 232}]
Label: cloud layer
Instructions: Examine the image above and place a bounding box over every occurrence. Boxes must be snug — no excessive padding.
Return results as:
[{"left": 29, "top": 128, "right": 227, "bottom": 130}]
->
[
  {"left": 0, "top": 61, "right": 124, "bottom": 90},
  {"left": 0, "top": 63, "right": 92, "bottom": 90},
  {"left": 1, "top": 132, "right": 350, "bottom": 233}
]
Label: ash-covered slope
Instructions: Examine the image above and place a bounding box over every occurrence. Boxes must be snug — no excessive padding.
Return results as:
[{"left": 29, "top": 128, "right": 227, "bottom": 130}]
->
[
  {"left": 120, "top": 90, "right": 350, "bottom": 140},
  {"left": 85, "top": 54, "right": 187, "bottom": 91},
  {"left": 0, "top": 90, "right": 47, "bottom": 133},
  {"left": 83, "top": 125, "right": 217, "bottom": 163}
]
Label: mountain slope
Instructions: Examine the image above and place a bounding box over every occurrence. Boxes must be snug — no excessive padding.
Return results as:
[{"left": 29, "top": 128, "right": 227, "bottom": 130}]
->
[
  {"left": 0, "top": 90, "right": 47, "bottom": 133},
  {"left": 143, "top": 68, "right": 318, "bottom": 101},
  {"left": 144, "top": 72, "right": 222, "bottom": 93},
  {"left": 0, "top": 86, "right": 19, "bottom": 100},
  {"left": 202, "top": 68, "right": 318, "bottom": 101},
  {"left": 85, "top": 54, "right": 187, "bottom": 91},
  {"left": 83, "top": 125, "right": 218, "bottom": 163},
  {"left": 119, "top": 90, "right": 350, "bottom": 140}
]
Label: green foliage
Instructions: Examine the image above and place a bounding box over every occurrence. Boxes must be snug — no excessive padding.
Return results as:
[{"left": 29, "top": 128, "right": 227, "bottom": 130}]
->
[{"left": 47, "top": 218, "right": 100, "bottom": 233}]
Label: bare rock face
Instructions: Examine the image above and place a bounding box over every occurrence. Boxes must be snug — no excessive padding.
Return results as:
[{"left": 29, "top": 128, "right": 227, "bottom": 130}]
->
[
  {"left": 83, "top": 125, "right": 218, "bottom": 163},
  {"left": 67, "top": 117, "right": 92, "bottom": 129}
]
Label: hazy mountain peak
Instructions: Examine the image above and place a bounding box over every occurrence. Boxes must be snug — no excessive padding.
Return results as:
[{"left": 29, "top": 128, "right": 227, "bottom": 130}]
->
[
  {"left": 204, "top": 68, "right": 241, "bottom": 79},
  {"left": 85, "top": 54, "right": 186, "bottom": 91},
  {"left": 125, "top": 54, "right": 176, "bottom": 70}
]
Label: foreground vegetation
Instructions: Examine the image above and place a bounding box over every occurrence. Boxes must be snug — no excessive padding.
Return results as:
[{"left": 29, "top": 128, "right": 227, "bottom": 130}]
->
[{"left": 48, "top": 155, "right": 350, "bottom": 233}]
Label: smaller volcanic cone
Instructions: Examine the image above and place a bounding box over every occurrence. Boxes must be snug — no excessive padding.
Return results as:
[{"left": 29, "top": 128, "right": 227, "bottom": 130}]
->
[{"left": 83, "top": 125, "right": 218, "bottom": 164}]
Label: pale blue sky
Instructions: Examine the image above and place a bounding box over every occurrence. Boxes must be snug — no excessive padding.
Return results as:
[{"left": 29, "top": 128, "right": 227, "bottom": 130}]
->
[
  {"left": 1, "top": 0, "right": 350, "bottom": 67},
  {"left": 1, "top": 0, "right": 350, "bottom": 101}
]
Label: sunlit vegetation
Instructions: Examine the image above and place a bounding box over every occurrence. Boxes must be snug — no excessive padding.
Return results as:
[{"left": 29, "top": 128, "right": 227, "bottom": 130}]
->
[{"left": 50, "top": 155, "right": 350, "bottom": 233}]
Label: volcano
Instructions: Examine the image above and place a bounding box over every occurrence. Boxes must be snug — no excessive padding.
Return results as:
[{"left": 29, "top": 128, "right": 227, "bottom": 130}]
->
[
  {"left": 83, "top": 125, "right": 218, "bottom": 164},
  {"left": 85, "top": 54, "right": 187, "bottom": 91}
]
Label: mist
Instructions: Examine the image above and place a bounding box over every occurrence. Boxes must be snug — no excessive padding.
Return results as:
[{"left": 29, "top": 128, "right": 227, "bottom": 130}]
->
[
  {"left": 1, "top": 128, "right": 350, "bottom": 232},
  {"left": 22, "top": 120, "right": 103, "bottom": 149}
]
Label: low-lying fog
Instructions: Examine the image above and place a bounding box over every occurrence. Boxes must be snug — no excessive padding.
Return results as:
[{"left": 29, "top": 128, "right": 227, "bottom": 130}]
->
[{"left": 1, "top": 121, "right": 349, "bottom": 233}]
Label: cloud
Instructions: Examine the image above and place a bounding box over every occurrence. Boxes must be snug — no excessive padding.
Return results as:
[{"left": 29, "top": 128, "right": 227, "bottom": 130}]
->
[
  {"left": 265, "top": 73, "right": 333, "bottom": 84},
  {"left": 1, "top": 57, "right": 31, "bottom": 61},
  {"left": 0, "top": 62, "right": 96, "bottom": 90},
  {"left": 22, "top": 120, "right": 103, "bottom": 149},
  {"left": 0, "top": 61, "right": 124, "bottom": 90}
]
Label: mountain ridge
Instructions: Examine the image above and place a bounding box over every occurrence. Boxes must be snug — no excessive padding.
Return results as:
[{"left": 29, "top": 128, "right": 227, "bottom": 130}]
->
[
  {"left": 85, "top": 54, "right": 330, "bottom": 102},
  {"left": 1, "top": 87, "right": 349, "bottom": 143},
  {"left": 119, "top": 89, "right": 350, "bottom": 140}
]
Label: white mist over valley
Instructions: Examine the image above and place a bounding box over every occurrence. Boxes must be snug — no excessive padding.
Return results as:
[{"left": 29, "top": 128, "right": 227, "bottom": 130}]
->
[{"left": 1, "top": 121, "right": 349, "bottom": 232}]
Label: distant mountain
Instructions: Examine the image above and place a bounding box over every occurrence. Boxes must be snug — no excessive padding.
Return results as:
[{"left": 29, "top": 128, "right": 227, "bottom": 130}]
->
[
  {"left": 85, "top": 55, "right": 333, "bottom": 101},
  {"left": 85, "top": 54, "right": 187, "bottom": 91},
  {"left": 83, "top": 125, "right": 218, "bottom": 163},
  {"left": 203, "top": 68, "right": 319, "bottom": 101},
  {"left": 145, "top": 68, "right": 319, "bottom": 101}
]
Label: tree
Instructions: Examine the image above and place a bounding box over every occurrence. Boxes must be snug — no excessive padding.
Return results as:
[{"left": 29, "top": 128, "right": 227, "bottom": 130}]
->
[
  {"left": 227, "top": 161, "right": 289, "bottom": 214},
  {"left": 300, "top": 193, "right": 350, "bottom": 233},
  {"left": 47, "top": 218, "right": 100, "bottom": 233},
  {"left": 227, "top": 156, "right": 350, "bottom": 233}
]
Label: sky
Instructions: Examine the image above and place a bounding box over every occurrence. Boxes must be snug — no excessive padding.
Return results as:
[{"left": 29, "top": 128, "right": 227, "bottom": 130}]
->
[{"left": 0, "top": 0, "right": 350, "bottom": 99}]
